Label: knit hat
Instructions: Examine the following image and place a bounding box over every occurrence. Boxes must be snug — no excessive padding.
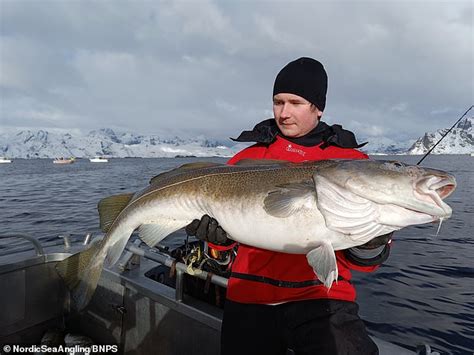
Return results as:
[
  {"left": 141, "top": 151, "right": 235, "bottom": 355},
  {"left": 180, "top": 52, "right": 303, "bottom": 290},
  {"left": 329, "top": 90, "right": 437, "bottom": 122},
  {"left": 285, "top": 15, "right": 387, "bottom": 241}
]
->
[{"left": 273, "top": 57, "right": 328, "bottom": 111}]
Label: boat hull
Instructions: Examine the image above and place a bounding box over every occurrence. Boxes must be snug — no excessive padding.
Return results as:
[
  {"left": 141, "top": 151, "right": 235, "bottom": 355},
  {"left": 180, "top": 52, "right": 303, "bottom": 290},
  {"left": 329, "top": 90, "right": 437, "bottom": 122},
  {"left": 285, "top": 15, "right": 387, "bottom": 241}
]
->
[{"left": 53, "top": 160, "right": 74, "bottom": 164}]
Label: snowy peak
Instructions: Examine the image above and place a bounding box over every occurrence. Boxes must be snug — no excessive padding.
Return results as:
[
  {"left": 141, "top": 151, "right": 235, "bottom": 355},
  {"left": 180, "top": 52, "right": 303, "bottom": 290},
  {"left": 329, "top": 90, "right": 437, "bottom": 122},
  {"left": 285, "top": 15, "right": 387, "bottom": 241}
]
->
[
  {"left": 407, "top": 117, "right": 473, "bottom": 154},
  {"left": 456, "top": 116, "right": 472, "bottom": 131},
  {"left": 16, "top": 130, "right": 49, "bottom": 144},
  {"left": 87, "top": 128, "right": 122, "bottom": 143},
  {"left": 0, "top": 129, "right": 241, "bottom": 158},
  {"left": 360, "top": 136, "right": 414, "bottom": 155}
]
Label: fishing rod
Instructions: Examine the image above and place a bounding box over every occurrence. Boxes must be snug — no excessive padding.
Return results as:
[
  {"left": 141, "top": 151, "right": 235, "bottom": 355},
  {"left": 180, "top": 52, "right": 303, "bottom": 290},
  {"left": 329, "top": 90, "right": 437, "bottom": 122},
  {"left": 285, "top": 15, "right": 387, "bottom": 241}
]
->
[{"left": 416, "top": 104, "right": 473, "bottom": 165}]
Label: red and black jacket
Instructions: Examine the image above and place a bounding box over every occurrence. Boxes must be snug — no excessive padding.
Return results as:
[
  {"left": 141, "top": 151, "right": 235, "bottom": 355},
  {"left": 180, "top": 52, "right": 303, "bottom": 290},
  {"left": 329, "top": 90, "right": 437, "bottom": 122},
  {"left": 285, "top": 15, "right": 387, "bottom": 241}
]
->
[{"left": 224, "top": 119, "right": 386, "bottom": 304}]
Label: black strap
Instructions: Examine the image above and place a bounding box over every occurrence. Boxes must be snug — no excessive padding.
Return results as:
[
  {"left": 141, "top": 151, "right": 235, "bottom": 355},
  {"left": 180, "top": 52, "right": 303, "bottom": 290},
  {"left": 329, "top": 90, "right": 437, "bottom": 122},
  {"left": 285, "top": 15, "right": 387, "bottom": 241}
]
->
[{"left": 230, "top": 272, "right": 347, "bottom": 288}]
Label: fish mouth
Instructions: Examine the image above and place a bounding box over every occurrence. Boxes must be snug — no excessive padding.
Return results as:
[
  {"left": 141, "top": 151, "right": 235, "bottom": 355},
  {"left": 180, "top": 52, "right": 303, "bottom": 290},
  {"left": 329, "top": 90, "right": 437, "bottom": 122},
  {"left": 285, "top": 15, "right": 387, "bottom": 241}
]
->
[{"left": 413, "top": 175, "right": 456, "bottom": 218}]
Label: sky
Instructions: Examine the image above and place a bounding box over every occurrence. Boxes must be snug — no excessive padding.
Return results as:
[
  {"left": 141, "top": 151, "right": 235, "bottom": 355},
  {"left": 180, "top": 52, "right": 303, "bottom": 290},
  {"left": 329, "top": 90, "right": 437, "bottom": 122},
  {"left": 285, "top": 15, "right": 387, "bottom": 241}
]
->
[{"left": 0, "top": 0, "right": 472, "bottom": 143}]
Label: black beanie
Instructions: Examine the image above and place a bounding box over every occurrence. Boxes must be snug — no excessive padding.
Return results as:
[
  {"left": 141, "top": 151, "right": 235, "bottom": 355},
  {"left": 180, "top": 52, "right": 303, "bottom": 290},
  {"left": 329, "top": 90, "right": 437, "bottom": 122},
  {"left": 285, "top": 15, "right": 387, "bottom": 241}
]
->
[{"left": 273, "top": 57, "right": 328, "bottom": 111}]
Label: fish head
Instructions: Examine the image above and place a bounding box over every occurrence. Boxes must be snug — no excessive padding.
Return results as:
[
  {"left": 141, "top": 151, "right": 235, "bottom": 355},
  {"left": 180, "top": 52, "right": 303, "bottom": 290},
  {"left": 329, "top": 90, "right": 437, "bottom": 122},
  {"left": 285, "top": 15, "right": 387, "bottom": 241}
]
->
[{"left": 314, "top": 159, "right": 456, "bottom": 224}]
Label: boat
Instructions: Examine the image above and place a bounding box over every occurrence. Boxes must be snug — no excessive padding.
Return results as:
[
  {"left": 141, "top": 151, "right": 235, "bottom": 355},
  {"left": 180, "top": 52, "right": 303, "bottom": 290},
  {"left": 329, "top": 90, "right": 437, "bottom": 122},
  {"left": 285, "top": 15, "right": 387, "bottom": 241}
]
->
[
  {"left": 0, "top": 157, "right": 12, "bottom": 164},
  {"left": 0, "top": 231, "right": 438, "bottom": 354},
  {"left": 53, "top": 157, "right": 75, "bottom": 164},
  {"left": 89, "top": 156, "right": 109, "bottom": 163}
]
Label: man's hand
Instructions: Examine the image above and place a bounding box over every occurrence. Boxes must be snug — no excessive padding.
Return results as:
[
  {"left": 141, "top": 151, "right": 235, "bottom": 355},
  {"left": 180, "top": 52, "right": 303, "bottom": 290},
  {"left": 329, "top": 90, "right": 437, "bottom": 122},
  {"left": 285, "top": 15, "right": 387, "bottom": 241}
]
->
[
  {"left": 344, "top": 232, "right": 393, "bottom": 266},
  {"left": 185, "top": 215, "right": 232, "bottom": 245}
]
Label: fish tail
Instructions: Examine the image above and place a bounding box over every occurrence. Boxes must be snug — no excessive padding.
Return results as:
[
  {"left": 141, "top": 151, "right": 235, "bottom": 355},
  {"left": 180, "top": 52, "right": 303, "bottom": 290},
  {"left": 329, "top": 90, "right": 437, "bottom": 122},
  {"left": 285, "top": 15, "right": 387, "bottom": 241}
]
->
[
  {"left": 104, "top": 227, "right": 134, "bottom": 267},
  {"left": 98, "top": 193, "right": 134, "bottom": 233},
  {"left": 55, "top": 239, "right": 105, "bottom": 311}
]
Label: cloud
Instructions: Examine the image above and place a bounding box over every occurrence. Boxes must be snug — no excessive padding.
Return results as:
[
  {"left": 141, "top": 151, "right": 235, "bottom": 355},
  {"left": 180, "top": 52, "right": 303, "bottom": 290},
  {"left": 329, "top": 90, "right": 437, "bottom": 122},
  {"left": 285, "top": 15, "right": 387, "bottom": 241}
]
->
[{"left": 0, "top": 0, "right": 472, "bottom": 142}]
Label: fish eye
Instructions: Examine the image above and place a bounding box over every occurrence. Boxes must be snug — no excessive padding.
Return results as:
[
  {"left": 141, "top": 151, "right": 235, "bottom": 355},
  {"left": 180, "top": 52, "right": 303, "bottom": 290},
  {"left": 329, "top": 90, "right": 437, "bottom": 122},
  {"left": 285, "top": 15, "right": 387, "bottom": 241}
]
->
[
  {"left": 392, "top": 161, "right": 405, "bottom": 167},
  {"left": 382, "top": 161, "right": 407, "bottom": 172}
]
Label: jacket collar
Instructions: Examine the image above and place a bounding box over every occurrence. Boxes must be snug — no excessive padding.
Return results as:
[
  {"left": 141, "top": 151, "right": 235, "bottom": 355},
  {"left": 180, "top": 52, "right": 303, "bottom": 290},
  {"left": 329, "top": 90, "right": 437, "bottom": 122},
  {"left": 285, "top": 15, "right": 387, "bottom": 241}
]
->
[{"left": 231, "top": 119, "right": 367, "bottom": 149}]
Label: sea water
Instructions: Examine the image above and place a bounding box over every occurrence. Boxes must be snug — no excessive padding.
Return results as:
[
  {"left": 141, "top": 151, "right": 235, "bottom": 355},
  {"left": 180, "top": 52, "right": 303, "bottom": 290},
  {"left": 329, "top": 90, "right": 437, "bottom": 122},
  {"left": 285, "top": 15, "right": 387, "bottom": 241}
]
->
[{"left": 0, "top": 155, "right": 472, "bottom": 354}]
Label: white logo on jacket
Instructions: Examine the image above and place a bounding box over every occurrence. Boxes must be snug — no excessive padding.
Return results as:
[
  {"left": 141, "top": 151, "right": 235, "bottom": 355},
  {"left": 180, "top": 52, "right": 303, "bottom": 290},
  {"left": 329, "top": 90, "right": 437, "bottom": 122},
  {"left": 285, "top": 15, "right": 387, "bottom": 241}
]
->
[{"left": 285, "top": 144, "right": 306, "bottom": 157}]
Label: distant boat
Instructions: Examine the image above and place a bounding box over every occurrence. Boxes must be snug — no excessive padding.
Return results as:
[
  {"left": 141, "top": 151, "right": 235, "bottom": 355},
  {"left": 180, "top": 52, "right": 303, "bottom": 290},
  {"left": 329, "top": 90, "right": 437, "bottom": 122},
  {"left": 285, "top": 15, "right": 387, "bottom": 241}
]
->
[
  {"left": 175, "top": 155, "right": 197, "bottom": 158},
  {"left": 89, "top": 156, "right": 109, "bottom": 163},
  {"left": 53, "top": 157, "right": 75, "bottom": 164},
  {"left": 471, "top": 153, "right": 474, "bottom": 157},
  {"left": 0, "top": 157, "right": 12, "bottom": 164}
]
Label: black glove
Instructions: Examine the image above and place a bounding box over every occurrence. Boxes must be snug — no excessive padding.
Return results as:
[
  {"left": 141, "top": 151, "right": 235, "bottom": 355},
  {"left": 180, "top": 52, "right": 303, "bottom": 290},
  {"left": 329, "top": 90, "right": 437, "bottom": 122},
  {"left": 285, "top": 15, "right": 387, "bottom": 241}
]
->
[
  {"left": 185, "top": 215, "right": 232, "bottom": 245},
  {"left": 356, "top": 232, "right": 393, "bottom": 249},
  {"left": 344, "top": 232, "right": 393, "bottom": 266}
]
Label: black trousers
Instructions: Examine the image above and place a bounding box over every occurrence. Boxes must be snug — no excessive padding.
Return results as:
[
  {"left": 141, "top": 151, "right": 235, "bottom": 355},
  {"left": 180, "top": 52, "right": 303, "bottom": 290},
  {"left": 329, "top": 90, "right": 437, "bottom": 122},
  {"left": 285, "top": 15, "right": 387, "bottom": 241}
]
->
[{"left": 221, "top": 299, "right": 378, "bottom": 355}]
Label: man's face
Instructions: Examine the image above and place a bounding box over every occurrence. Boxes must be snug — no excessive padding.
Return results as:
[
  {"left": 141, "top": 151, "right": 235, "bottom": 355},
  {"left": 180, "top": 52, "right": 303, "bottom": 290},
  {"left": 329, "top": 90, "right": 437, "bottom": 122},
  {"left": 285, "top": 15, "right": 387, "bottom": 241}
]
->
[{"left": 273, "top": 93, "right": 322, "bottom": 138}]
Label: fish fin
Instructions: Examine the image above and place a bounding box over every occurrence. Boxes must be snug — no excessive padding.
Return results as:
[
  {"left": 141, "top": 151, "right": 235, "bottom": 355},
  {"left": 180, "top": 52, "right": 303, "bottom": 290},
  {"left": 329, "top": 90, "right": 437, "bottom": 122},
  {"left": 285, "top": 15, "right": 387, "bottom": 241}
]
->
[
  {"left": 149, "top": 162, "right": 223, "bottom": 185},
  {"left": 263, "top": 180, "right": 316, "bottom": 218},
  {"left": 234, "top": 159, "right": 288, "bottom": 166},
  {"left": 55, "top": 239, "right": 105, "bottom": 311},
  {"left": 139, "top": 220, "right": 187, "bottom": 247},
  {"left": 98, "top": 193, "right": 134, "bottom": 233},
  {"left": 306, "top": 241, "right": 338, "bottom": 289},
  {"left": 105, "top": 234, "right": 131, "bottom": 267}
]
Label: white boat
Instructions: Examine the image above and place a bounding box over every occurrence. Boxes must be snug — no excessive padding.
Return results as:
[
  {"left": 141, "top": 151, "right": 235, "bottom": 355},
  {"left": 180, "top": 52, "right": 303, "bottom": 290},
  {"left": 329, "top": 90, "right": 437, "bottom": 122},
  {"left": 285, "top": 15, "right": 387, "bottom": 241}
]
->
[
  {"left": 89, "top": 156, "right": 109, "bottom": 163},
  {"left": 0, "top": 157, "right": 12, "bottom": 164},
  {"left": 53, "top": 157, "right": 75, "bottom": 164}
]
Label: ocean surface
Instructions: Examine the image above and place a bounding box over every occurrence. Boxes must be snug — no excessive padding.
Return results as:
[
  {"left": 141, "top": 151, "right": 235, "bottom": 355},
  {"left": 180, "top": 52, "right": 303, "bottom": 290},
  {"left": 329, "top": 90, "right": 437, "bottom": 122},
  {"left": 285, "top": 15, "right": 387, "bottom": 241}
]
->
[{"left": 0, "top": 156, "right": 472, "bottom": 354}]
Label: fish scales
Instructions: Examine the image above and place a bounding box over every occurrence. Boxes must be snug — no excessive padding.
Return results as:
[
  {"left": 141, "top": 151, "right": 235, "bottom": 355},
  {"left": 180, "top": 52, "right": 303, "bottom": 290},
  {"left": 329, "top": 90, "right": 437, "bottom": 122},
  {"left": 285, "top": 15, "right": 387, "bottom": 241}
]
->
[{"left": 132, "top": 163, "right": 317, "bottom": 203}]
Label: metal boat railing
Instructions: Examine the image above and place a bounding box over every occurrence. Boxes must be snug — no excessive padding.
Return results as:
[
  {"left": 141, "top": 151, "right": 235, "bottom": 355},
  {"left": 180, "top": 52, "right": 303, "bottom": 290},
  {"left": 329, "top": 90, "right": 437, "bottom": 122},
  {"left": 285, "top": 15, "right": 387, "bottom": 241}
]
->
[
  {"left": 0, "top": 234, "right": 45, "bottom": 256},
  {"left": 123, "top": 241, "right": 228, "bottom": 303},
  {"left": 0, "top": 232, "right": 226, "bottom": 301}
]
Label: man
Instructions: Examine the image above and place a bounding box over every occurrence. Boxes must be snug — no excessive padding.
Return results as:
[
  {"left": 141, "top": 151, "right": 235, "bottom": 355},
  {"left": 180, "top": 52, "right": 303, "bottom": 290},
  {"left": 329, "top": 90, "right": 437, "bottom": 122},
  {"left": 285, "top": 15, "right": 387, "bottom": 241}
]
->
[{"left": 186, "top": 57, "right": 391, "bottom": 355}]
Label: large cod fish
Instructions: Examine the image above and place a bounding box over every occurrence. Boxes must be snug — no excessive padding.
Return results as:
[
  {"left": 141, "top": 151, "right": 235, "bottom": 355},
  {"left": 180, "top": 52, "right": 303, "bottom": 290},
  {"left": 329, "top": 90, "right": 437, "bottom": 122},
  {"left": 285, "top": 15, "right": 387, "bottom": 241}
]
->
[{"left": 56, "top": 159, "right": 456, "bottom": 310}]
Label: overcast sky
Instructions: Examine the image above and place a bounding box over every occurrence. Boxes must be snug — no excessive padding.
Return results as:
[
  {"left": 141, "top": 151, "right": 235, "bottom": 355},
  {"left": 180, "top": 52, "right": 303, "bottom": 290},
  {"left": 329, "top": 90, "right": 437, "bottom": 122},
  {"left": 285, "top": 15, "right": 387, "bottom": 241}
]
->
[{"left": 0, "top": 0, "right": 472, "bottom": 142}]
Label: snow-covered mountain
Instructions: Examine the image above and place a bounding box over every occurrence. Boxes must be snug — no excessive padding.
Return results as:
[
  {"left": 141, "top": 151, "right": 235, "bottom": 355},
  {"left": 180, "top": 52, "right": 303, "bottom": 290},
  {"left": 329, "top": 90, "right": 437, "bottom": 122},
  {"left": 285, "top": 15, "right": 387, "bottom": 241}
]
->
[
  {"left": 0, "top": 128, "right": 246, "bottom": 158},
  {"left": 360, "top": 136, "right": 415, "bottom": 155},
  {"left": 1, "top": 119, "right": 472, "bottom": 158},
  {"left": 407, "top": 117, "right": 473, "bottom": 155},
  {"left": 359, "top": 117, "right": 473, "bottom": 155}
]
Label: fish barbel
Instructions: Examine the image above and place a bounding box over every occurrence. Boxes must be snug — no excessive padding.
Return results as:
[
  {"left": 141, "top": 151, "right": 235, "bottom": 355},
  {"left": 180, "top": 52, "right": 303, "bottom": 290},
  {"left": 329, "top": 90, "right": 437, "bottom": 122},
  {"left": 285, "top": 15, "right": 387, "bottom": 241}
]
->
[{"left": 56, "top": 159, "right": 456, "bottom": 310}]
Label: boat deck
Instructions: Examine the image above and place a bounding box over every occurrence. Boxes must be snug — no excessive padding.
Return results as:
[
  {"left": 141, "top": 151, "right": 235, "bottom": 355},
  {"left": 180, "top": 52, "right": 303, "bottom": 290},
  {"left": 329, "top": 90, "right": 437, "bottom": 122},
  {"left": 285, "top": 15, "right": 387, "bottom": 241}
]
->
[{"left": 0, "top": 234, "right": 419, "bottom": 354}]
